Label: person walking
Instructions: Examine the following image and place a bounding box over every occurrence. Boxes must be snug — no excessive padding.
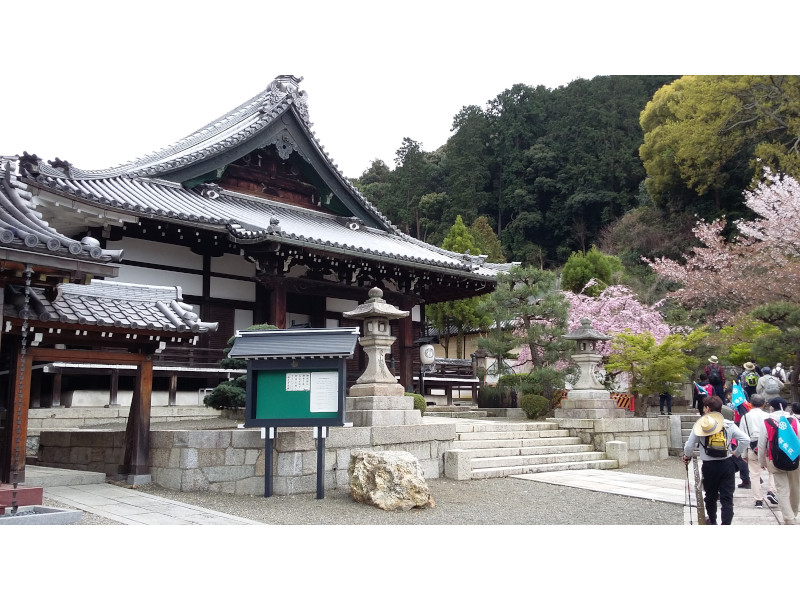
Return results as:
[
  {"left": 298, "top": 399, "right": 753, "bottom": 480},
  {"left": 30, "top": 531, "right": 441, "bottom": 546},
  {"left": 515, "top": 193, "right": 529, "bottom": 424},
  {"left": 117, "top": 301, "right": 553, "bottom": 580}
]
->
[
  {"left": 742, "top": 395, "right": 778, "bottom": 508},
  {"left": 692, "top": 373, "right": 713, "bottom": 415},
  {"left": 772, "top": 362, "right": 787, "bottom": 383},
  {"left": 659, "top": 389, "right": 673, "bottom": 415},
  {"left": 682, "top": 395, "right": 750, "bottom": 525},
  {"left": 741, "top": 362, "right": 760, "bottom": 399},
  {"left": 756, "top": 366, "right": 784, "bottom": 400},
  {"left": 705, "top": 356, "right": 726, "bottom": 400},
  {"left": 758, "top": 398, "right": 800, "bottom": 525}
]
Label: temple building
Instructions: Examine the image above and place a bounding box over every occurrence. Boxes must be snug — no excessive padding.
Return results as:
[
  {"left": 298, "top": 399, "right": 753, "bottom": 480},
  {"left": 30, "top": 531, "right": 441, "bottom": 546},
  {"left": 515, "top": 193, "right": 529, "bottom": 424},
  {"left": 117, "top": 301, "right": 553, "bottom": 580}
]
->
[{"left": 11, "top": 75, "right": 502, "bottom": 393}]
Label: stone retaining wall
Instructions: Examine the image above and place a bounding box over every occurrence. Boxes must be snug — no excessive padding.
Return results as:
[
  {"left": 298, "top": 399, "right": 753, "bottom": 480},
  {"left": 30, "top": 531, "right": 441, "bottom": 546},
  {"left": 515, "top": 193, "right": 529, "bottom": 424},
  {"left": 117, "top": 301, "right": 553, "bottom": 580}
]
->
[
  {"left": 36, "top": 422, "right": 457, "bottom": 496},
  {"left": 552, "top": 416, "right": 669, "bottom": 462}
]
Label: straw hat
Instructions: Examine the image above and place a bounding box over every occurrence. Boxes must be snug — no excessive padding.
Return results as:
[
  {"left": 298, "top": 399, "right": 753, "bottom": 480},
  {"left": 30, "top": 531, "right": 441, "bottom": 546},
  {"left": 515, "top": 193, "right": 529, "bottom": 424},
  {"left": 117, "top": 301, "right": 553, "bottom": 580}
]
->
[
  {"left": 693, "top": 412, "right": 724, "bottom": 437},
  {"left": 708, "top": 356, "right": 719, "bottom": 364},
  {"left": 743, "top": 362, "right": 755, "bottom": 371}
]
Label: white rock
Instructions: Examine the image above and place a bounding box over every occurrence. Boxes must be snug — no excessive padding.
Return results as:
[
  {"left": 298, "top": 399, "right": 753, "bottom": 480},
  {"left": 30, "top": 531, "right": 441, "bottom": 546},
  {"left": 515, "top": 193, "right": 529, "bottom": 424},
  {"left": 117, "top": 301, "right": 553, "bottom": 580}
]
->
[{"left": 348, "top": 450, "right": 435, "bottom": 511}]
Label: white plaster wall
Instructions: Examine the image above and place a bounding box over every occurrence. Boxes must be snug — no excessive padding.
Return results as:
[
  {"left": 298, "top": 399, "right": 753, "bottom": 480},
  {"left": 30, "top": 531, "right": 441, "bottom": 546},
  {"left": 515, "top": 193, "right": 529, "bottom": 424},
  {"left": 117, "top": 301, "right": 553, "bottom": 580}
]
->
[
  {"left": 234, "top": 309, "right": 254, "bottom": 332},
  {"left": 211, "top": 252, "right": 256, "bottom": 278},
  {"left": 210, "top": 277, "right": 256, "bottom": 301},
  {"left": 111, "top": 264, "right": 202, "bottom": 296},
  {"left": 107, "top": 238, "right": 202, "bottom": 269},
  {"left": 326, "top": 298, "right": 359, "bottom": 313}
]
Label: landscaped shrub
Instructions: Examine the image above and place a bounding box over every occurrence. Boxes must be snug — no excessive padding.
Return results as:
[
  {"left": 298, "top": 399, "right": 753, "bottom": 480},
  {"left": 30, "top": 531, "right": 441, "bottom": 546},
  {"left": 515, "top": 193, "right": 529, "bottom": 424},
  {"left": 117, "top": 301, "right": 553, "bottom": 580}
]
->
[
  {"left": 520, "top": 394, "right": 549, "bottom": 420},
  {"left": 477, "top": 385, "right": 502, "bottom": 408},
  {"left": 219, "top": 323, "right": 278, "bottom": 369},
  {"left": 405, "top": 392, "right": 427, "bottom": 415},
  {"left": 204, "top": 375, "right": 247, "bottom": 409}
]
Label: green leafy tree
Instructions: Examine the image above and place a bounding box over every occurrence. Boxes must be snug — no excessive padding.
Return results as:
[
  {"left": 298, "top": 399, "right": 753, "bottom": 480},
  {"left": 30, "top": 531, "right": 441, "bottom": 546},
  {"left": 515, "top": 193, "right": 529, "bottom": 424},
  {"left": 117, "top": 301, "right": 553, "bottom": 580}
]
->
[
  {"left": 639, "top": 75, "right": 800, "bottom": 216},
  {"left": 750, "top": 302, "right": 800, "bottom": 401},
  {"left": 606, "top": 328, "right": 710, "bottom": 416},
  {"left": 426, "top": 216, "right": 491, "bottom": 358},
  {"left": 469, "top": 216, "right": 506, "bottom": 263},
  {"left": 477, "top": 265, "right": 573, "bottom": 400},
  {"left": 717, "top": 315, "right": 782, "bottom": 368},
  {"left": 560, "top": 246, "right": 622, "bottom": 296}
]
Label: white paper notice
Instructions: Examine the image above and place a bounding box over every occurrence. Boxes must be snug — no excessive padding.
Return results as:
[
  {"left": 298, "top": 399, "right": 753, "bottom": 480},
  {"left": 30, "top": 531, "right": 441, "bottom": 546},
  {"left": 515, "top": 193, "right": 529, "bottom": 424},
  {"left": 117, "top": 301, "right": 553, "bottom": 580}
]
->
[
  {"left": 286, "top": 372, "right": 311, "bottom": 392},
  {"left": 310, "top": 372, "right": 338, "bottom": 412}
]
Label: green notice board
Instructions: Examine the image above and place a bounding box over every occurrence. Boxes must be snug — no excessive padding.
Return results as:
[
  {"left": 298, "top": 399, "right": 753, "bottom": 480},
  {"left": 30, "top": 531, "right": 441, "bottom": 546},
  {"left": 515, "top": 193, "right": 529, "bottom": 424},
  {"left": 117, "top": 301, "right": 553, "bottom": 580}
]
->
[
  {"left": 244, "top": 358, "right": 346, "bottom": 427},
  {"left": 255, "top": 369, "right": 340, "bottom": 420}
]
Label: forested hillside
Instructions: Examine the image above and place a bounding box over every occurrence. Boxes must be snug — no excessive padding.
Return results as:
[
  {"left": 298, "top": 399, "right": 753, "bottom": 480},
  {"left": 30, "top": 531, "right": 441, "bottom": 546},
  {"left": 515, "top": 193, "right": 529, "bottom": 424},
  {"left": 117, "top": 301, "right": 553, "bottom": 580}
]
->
[
  {"left": 354, "top": 76, "right": 800, "bottom": 285},
  {"left": 354, "top": 75, "right": 677, "bottom": 267}
]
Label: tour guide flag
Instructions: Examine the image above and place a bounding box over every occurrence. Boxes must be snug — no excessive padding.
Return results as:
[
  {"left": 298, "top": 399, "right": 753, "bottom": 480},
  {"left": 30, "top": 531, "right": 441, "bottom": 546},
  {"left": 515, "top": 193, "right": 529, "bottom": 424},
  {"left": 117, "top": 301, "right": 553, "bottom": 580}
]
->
[
  {"left": 778, "top": 416, "right": 800, "bottom": 461},
  {"left": 731, "top": 381, "right": 746, "bottom": 408},
  {"left": 695, "top": 382, "right": 708, "bottom": 395}
]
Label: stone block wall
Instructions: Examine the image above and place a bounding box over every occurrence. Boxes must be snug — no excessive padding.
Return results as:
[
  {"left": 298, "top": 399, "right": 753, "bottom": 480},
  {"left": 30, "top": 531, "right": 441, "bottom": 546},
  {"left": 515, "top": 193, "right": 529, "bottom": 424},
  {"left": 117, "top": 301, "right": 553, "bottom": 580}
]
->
[
  {"left": 552, "top": 416, "right": 669, "bottom": 462},
  {"left": 36, "top": 422, "right": 457, "bottom": 496},
  {"left": 37, "top": 430, "right": 126, "bottom": 476},
  {"left": 149, "top": 423, "right": 456, "bottom": 496}
]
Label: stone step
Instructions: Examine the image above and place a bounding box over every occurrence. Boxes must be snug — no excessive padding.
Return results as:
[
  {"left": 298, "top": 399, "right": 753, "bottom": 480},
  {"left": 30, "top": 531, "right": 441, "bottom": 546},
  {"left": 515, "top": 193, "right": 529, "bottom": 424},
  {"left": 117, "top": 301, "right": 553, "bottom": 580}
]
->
[
  {"left": 456, "top": 429, "right": 570, "bottom": 442},
  {"left": 471, "top": 451, "right": 608, "bottom": 470},
  {"left": 455, "top": 421, "right": 558, "bottom": 433},
  {"left": 454, "top": 443, "right": 595, "bottom": 459},
  {"left": 470, "top": 459, "right": 618, "bottom": 479},
  {"left": 453, "top": 436, "right": 585, "bottom": 450},
  {"left": 23, "top": 466, "right": 106, "bottom": 487},
  {"left": 428, "top": 411, "right": 489, "bottom": 419}
]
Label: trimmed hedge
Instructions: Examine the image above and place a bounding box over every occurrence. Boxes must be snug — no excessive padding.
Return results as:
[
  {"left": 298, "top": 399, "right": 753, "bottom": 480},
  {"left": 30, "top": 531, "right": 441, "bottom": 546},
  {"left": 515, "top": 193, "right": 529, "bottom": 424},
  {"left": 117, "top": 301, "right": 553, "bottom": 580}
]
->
[
  {"left": 520, "top": 394, "right": 549, "bottom": 420},
  {"left": 405, "top": 392, "right": 427, "bottom": 415}
]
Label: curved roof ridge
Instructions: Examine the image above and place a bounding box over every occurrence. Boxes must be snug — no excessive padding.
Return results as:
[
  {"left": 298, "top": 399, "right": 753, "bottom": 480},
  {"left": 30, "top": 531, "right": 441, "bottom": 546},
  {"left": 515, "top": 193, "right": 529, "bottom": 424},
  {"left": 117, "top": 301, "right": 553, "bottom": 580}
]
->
[{"left": 30, "top": 76, "right": 309, "bottom": 180}]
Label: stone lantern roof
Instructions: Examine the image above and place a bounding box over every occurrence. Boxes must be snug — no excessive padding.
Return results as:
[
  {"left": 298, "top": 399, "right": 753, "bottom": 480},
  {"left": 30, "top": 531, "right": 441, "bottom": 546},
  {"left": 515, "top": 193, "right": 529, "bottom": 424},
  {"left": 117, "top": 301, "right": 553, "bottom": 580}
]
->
[
  {"left": 342, "top": 287, "right": 409, "bottom": 320},
  {"left": 563, "top": 318, "right": 612, "bottom": 343}
]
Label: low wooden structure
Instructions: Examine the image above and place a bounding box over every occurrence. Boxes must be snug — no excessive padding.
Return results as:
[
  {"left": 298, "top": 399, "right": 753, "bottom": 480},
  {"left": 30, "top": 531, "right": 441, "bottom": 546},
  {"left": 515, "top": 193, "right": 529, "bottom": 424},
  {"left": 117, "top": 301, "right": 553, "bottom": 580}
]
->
[
  {"left": 416, "top": 358, "right": 480, "bottom": 404},
  {"left": 0, "top": 166, "right": 217, "bottom": 484}
]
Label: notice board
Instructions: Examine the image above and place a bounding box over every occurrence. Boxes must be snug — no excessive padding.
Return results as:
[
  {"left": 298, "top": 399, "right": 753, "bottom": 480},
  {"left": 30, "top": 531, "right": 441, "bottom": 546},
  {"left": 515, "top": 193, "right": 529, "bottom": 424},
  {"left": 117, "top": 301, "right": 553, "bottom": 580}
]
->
[{"left": 244, "top": 358, "right": 346, "bottom": 427}]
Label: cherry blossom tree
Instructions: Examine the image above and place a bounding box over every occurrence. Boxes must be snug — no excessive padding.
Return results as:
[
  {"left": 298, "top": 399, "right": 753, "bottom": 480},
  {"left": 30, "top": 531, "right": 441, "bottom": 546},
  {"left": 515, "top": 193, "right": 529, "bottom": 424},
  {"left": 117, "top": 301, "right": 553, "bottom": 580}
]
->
[{"left": 644, "top": 169, "right": 800, "bottom": 324}]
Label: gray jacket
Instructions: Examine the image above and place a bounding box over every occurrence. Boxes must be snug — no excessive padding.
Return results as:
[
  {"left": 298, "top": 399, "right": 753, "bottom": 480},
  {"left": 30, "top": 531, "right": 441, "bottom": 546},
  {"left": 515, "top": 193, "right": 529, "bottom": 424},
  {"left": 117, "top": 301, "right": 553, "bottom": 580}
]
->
[{"left": 684, "top": 418, "right": 750, "bottom": 461}]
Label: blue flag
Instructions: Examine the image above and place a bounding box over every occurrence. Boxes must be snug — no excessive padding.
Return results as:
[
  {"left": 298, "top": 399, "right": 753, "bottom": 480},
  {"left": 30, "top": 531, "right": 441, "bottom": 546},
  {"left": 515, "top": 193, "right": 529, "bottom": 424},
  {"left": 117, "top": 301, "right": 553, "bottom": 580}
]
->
[
  {"left": 731, "top": 381, "right": 746, "bottom": 408},
  {"left": 777, "top": 416, "right": 800, "bottom": 461},
  {"left": 694, "top": 382, "right": 708, "bottom": 395}
]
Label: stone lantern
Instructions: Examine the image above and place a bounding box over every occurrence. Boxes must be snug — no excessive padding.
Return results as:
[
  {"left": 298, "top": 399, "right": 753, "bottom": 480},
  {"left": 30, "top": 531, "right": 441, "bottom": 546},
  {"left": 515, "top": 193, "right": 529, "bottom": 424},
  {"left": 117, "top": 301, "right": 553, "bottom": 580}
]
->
[
  {"left": 555, "top": 318, "right": 626, "bottom": 419},
  {"left": 343, "top": 288, "right": 421, "bottom": 426},
  {"left": 562, "top": 317, "right": 611, "bottom": 390}
]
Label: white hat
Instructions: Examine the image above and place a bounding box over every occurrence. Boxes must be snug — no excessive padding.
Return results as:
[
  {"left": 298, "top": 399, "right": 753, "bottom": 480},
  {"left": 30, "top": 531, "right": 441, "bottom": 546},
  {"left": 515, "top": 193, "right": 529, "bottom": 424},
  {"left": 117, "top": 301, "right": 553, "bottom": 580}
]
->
[
  {"left": 708, "top": 356, "right": 719, "bottom": 364},
  {"left": 693, "top": 412, "right": 724, "bottom": 437}
]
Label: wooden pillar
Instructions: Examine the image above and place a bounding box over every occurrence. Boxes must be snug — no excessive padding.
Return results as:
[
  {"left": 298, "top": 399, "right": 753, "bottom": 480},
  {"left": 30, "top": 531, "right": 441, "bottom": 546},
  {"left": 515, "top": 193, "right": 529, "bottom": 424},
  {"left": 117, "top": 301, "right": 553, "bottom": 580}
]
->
[
  {"left": 3, "top": 349, "right": 33, "bottom": 484},
  {"left": 168, "top": 373, "right": 178, "bottom": 406},
  {"left": 269, "top": 279, "right": 287, "bottom": 329},
  {"left": 398, "top": 300, "right": 415, "bottom": 392},
  {"left": 109, "top": 369, "right": 119, "bottom": 406},
  {"left": 121, "top": 356, "right": 153, "bottom": 482},
  {"left": 51, "top": 371, "right": 63, "bottom": 407}
]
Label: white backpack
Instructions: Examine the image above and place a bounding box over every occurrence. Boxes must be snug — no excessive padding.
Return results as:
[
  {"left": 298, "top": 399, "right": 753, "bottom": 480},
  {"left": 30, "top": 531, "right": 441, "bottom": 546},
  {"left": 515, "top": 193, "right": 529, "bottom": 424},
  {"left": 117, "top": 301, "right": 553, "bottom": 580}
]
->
[{"left": 764, "top": 376, "right": 781, "bottom": 395}]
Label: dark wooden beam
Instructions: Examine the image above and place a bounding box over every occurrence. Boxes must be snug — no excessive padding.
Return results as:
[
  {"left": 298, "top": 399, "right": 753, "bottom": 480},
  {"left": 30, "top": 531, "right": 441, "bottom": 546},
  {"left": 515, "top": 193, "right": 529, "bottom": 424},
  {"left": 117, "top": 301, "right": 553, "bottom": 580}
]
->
[
  {"left": 4, "top": 349, "right": 33, "bottom": 484},
  {"left": 121, "top": 356, "right": 153, "bottom": 478}
]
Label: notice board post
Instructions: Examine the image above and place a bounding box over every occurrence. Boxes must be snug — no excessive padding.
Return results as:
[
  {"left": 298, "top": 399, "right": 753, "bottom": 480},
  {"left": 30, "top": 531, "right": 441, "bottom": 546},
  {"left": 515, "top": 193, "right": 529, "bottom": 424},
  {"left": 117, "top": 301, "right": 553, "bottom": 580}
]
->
[{"left": 228, "top": 328, "right": 359, "bottom": 498}]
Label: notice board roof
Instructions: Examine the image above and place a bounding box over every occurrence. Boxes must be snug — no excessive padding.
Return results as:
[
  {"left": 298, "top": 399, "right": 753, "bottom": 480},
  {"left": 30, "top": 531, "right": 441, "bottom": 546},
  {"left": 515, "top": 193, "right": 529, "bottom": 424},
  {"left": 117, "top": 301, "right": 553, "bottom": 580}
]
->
[{"left": 228, "top": 327, "right": 360, "bottom": 359}]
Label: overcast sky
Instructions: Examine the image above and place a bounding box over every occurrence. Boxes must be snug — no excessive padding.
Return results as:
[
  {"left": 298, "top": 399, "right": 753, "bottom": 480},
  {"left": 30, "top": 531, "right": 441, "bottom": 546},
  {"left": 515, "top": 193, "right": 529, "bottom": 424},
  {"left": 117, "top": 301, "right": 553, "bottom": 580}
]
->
[{"left": 1, "top": 1, "right": 795, "bottom": 179}]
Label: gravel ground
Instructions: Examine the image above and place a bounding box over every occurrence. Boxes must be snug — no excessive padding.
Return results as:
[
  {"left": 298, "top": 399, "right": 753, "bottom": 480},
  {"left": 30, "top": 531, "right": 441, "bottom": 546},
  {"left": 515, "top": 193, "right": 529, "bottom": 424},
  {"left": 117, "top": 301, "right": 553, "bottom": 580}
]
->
[
  {"left": 112, "top": 457, "right": 686, "bottom": 526},
  {"left": 56, "top": 417, "right": 689, "bottom": 525}
]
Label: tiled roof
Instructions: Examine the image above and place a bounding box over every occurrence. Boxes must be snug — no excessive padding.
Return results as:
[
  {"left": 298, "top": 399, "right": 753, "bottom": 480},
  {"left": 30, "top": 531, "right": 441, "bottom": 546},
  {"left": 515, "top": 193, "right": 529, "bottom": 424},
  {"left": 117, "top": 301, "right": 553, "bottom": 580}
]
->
[
  {"left": 4, "top": 279, "right": 218, "bottom": 333},
  {"left": 17, "top": 76, "right": 505, "bottom": 281},
  {"left": 228, "top": 327, "right": 359, "bottom": 359},
  {"left": 0, "top": 163, "right": 121, "bottom": 265},
  {"left": 26, "top": 171, "right": 500, "bottom": 278}
]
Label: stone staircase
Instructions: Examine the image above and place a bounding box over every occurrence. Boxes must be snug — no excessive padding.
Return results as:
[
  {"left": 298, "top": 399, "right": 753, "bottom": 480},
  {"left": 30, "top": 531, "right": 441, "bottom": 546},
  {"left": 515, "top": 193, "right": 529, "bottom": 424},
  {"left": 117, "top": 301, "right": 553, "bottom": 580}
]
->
[{"left": 444, "top": 420, "right": 618, "bottom": 480}]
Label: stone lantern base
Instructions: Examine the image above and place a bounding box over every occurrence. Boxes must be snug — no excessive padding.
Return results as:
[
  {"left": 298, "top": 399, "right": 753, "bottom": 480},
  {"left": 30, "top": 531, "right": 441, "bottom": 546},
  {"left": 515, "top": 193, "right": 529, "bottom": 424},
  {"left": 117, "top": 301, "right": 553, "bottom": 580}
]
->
[
  {"left": 346, "top": 383, "right": 422, "bottom": 426},
  {"left": 554, "top": 389, "right": 629, "bottom": 419}
]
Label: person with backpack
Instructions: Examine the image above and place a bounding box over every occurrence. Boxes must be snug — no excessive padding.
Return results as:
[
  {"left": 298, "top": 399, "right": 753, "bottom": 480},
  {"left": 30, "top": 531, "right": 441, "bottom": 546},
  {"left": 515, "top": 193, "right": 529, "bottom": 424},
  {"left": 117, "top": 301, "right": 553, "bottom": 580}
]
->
[
  {"left": 682, "top": 395, "right": 750, "bottom": 525},
  {"left": 722, "top": 404, "right": 752, "bottom": 489},
  {"left": 742, "top": 395, "right": 778, "bottom": 508},
  {"left": 758, "top": 398, "right": 800, "bottom": 525},
  {"left": 772, "top": 362, "right": 787, "bottom": 383},
  {"left": 756, "top": 366, "right": 785, "bottom": 400},
  {"left": 705, "top": 356, "right": 726, "bottom": 400},
  {"left": 741, "top": 362, "right": 759, "bottom": 399},
  {"left": 692, "top": 373, "right": 714, "bottom": 415}
]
